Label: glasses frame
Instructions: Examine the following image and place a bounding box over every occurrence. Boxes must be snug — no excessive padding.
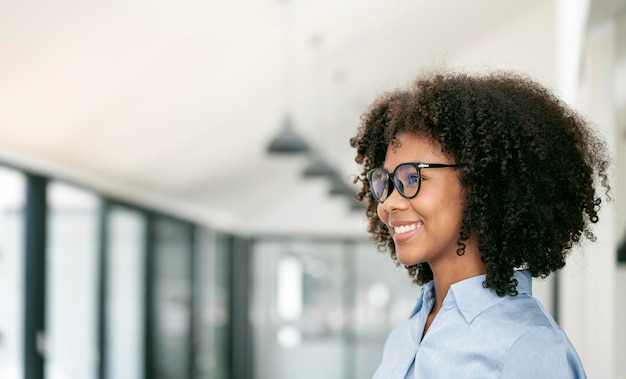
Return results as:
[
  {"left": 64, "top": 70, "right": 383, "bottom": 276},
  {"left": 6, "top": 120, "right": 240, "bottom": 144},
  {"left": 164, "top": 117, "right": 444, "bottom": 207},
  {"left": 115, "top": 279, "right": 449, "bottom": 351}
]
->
[{"left": 366, "top": 162, "right": 458, "bottom": 203}]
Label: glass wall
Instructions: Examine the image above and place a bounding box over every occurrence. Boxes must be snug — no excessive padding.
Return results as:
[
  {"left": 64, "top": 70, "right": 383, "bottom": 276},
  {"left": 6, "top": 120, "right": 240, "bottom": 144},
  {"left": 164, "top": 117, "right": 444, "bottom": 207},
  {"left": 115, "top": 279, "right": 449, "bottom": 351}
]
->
[
  {"left": 195, "top": 230, "right": 230, "bottom": 379},
  {"left": 46, "top": 182, "right": 100, "bottom": 379},
  {"left": 153, "top": 217, "right": 194, "bottom": 379},
  {"left": 351, "top": 242, "right": 420, "bottom": 378},
  {"left": 0, "top": 166, "right": 236, "bottom": 379},
  {"left": 0, "top": 167, "right": 25, "bottom": 379},
  {"left": 252, "top": 240, "right": 347, "bottom": 379},
  {"left": 105, "top": 205, "right": 146, "bottom": 379},
  {"left": 251, "top": 239, "right": 420, "bottom": 379}
]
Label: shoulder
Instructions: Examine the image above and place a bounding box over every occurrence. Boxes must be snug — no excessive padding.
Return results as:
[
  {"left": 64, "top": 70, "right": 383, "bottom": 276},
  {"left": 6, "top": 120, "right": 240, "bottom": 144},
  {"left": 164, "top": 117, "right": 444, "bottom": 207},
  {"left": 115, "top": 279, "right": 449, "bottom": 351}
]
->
[
  {"left": 501, "top": 326, "right": 586, "bottom": 378},
  {"left": 478, "top": 294, "right": 574, "bottom": 348},
  {"left": 466, "top": 292, "right": 558, "bottom": 338},
  {"left": 491, "top": 293, "right": 558, "bottom": 329},
  {"left": 492, "top": 292, "right": 585, "bottom": 378}
]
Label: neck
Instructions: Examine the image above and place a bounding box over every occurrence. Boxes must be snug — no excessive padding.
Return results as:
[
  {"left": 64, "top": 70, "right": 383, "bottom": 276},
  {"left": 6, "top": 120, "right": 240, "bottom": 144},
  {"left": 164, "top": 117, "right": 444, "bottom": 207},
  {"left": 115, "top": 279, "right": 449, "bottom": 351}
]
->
[{"left": 429, "top": 240, "right": 486, "bottom": 314}]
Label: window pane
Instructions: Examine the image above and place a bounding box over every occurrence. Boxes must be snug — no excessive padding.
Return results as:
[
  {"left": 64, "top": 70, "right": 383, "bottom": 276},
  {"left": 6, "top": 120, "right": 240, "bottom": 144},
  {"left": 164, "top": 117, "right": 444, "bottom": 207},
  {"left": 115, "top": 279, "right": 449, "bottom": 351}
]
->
[
  {"left": 153, "top": 218, "right": 193, "bottom": 379},
  {"left": 0, "top": 167, "right": 25, "bottom": 379},
  {"left": 46, "top": 182, "right": 100, "bottom": 379},
  {"left": 252, "top": 240, "right": 346, "bottom": 379},
  {"left": 106, "top": 205, "right": 145, "bottom": 379},
  {"left": 195, "top": 230, "right": 230, "bottom": 379},
  {"left": 352, "top": 241, "right": 417, "bottom": 378}
]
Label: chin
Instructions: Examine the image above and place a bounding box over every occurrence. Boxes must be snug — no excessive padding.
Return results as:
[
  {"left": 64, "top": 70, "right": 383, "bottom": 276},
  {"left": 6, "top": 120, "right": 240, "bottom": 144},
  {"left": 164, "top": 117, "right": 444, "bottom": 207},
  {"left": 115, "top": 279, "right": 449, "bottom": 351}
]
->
[{"left": 396, "top": 253, "right": 423, "bottom": 267}]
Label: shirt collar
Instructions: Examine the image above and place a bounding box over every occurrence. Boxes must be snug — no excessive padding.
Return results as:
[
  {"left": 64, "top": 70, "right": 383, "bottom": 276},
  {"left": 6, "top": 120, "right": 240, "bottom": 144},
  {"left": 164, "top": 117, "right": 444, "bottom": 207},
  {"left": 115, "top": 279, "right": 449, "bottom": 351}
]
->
[
  {"left": 410, "top": 270, "right": 532, "bottom": 323},
  {"left": 409, "top": 280, "right": 435, "bottom": 319},
  {"left": 449, "top": 270, "right": 532, "bottom": 324}
]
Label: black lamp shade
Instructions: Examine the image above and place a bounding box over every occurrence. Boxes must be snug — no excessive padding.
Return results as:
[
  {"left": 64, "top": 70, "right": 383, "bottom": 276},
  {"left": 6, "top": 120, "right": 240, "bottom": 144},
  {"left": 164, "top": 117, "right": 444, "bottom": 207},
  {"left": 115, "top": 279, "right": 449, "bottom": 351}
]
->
[
  {"left": 303, "top": 159, "right": 335, "bottom": 178},
  {"left": 329, "top": 177, "right": 356, "bottom": 197},
  {"left": 267, "top": 115, "right": 310, "bottom": 154}
]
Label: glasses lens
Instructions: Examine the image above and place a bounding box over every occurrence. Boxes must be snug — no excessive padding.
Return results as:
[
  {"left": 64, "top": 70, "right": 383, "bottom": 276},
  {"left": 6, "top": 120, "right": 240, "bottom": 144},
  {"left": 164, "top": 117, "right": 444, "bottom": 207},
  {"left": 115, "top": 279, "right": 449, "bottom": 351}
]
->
[
  {"left": 369, "top": 169, "right": 389, "bottom": 201},
  {"left": 395, "top": 164, "right": 420, "bottom": 198}
]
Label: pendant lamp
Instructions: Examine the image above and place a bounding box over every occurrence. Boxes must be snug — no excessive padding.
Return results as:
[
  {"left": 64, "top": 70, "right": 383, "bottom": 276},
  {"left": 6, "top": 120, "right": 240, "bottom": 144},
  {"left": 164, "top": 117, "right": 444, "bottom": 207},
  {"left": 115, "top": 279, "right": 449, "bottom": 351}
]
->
[{"left": 267, "top": 114, "right": 310, "bottom": 153}]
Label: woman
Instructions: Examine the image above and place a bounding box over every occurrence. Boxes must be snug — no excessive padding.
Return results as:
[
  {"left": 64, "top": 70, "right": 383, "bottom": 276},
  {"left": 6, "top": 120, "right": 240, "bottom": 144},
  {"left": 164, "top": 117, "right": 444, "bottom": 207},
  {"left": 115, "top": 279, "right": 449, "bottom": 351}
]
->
[{"left": 350, "top": 71, "right": 610, "bottom": 378}]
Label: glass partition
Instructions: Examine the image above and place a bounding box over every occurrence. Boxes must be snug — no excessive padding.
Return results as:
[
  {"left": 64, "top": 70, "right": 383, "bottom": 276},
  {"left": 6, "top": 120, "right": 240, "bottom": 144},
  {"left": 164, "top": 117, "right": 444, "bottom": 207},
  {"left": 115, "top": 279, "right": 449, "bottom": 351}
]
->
[
  {"left": 0, "top": 167, "right": 25, "bottom": 379},
  {"left": 105, "top": 205, "right": 146, "bottom": 379},
  {"left": 46, "top": 182, "right": 100, "bottom": 379},
  {"left": 352, "top": 241, "right": 418, "bottom": 378},
  {"left": 153, "top": 217, "right": 193, "bottom": 379},
  {"left": 251, "top": 239, "right": 419, "bottom": 379},
  {"left": 195, "top": 229, "right": 230, "bottom": 379},
  {"left": 252, "top": 240, "right": 347, "bottom": 379}
]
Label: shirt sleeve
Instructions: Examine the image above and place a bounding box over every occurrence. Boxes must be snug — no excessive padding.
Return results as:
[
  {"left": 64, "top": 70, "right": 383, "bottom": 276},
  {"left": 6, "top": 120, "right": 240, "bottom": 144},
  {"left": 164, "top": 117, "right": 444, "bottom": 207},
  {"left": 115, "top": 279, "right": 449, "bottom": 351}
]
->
[{"left": 501, "top": 326, "right": 586, "bottom": 379}]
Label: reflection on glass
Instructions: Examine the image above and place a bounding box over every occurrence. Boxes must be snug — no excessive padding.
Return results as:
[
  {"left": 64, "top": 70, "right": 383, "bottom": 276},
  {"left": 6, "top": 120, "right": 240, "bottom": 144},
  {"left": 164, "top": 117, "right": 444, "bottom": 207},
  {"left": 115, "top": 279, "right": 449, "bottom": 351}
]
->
[
  {"left": 46, "top": 182, "right": 100, "bottom": 379},
  {"left": 106, "top": 206, "right": 145, "bottom": 379},
  {"left": 277, "top": 255, "right": 303, "bottom": 321},
  {"left": 154, "top": 218, "right": 192, "bottom": 379},
  {"left": 366, "top": 282, "right": 391, "bottom": 309},
  {"left": 0, "top": 167, "right": 25, "bottom": 379},
  {"left": 195, "top": 230, "right": 230, "bottom": 379},
  {"left": 353, "top": 241, "right": 416, "bottom": 379},
  {"left": 252, "top": 239, "right": 418, "bottom": 379},
  {"left": 252, "top": 241, "right": 346, "bottom": 379},
  {"left": 276, "top": 325, "right": 302, "bottom": 349}
]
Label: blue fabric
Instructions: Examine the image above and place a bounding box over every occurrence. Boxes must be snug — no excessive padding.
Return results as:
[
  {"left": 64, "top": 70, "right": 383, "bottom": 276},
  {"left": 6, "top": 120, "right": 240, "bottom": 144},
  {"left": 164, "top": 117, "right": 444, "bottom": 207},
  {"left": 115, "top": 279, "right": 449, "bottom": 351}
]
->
[{"left": 372, "top": 270, "right": 586, "bottom": 379}]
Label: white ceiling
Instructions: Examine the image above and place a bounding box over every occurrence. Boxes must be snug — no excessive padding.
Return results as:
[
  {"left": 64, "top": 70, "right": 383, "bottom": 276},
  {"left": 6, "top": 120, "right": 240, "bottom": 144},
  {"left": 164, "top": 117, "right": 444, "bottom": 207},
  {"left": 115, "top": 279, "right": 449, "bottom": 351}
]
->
[{"left": 0, "top": 0, "right": 558, "bottom": 236}]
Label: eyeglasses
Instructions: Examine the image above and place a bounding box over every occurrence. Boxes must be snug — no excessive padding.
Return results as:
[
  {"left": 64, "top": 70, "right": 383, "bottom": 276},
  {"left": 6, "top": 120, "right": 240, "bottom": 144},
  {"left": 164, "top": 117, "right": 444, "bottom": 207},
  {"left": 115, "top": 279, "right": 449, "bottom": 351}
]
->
[{"left": 367, "top": 162, "right": 458, "bottom": 203}]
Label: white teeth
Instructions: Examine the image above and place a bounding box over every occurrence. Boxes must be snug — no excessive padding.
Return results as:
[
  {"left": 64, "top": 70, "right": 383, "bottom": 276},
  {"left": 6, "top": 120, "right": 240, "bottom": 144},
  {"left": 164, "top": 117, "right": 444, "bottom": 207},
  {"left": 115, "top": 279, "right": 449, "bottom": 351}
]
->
[{"left": 393, "top": 223, "right": 418, "bottom": 234}]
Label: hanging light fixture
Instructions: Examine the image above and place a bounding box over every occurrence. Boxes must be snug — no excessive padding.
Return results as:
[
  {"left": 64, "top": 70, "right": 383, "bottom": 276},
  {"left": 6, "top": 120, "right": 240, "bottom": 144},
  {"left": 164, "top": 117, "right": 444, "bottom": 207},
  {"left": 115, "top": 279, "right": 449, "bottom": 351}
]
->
[
  {"left": 267, "top": 0, "right": 309, "bottom": 155},
  {"left": 328, "top": 174, "right": 357, "bottom": 197},
  {"left": 302, "top": 156, "right": 335, "bottom": 178},
  {"left": 267, "top": 114, "right": 310, "bottom": 153}
]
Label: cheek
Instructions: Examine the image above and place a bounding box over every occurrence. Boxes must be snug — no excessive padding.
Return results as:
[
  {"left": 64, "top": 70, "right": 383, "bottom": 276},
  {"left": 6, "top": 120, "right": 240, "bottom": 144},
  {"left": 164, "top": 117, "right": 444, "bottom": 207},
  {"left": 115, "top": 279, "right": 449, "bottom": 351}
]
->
[
  {"left": 421, "top": 188, "right": 466, "bottom": 223},
  {"left": 442, "top": 193, "right": 467, "bottom": 226}
]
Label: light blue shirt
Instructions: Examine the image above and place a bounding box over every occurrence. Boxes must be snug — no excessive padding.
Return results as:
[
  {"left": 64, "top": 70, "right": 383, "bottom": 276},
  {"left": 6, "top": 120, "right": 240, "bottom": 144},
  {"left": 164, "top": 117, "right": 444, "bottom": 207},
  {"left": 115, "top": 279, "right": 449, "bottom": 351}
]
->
[{"left": 373, "top": 270, "right": 586, "bottom": 378}]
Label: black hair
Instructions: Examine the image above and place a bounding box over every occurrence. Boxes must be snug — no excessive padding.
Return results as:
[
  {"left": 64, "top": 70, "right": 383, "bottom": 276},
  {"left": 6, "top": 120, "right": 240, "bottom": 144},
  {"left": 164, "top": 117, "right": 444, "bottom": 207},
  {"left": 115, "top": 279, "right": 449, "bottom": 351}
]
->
[{"left": 350, "top": 71, "right": 610, "bottom": 296}]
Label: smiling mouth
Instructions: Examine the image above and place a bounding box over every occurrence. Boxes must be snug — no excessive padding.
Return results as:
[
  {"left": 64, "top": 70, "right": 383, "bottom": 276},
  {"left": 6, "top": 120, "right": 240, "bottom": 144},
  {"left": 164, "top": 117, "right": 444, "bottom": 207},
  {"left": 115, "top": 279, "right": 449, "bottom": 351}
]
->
[{"left": 393, "top": 223, "right": 420, "bottom": 234}]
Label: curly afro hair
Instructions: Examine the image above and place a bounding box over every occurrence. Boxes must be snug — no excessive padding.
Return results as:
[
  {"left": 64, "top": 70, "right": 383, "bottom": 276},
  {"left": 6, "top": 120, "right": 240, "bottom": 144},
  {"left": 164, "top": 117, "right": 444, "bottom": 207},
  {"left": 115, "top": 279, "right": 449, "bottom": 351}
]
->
[{"left": 350, "top": 70, "right": 610, "bottom": 296}]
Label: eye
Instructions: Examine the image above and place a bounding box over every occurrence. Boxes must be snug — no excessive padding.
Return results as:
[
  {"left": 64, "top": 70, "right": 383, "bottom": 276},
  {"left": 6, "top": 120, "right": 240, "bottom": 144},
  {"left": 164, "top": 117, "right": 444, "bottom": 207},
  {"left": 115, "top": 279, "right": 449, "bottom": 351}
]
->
[
  {"left": 406, "top": 174, "right": 419, "bottom": 185},
  {"left": 396, "top": 165, "right": 420, "bottom": 187}
]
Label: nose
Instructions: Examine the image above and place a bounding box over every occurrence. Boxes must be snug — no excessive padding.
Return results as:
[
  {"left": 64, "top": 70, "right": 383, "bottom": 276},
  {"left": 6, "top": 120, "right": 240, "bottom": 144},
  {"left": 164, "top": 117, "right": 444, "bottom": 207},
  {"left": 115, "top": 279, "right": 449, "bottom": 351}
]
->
[{"left": 381, "top": 188, "right": 409, "bottom": 213}]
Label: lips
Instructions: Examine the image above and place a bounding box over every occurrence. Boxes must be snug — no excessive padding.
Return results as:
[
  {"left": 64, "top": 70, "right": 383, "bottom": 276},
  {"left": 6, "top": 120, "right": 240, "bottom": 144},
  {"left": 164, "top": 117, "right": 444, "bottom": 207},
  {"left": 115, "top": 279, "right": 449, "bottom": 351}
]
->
[{"left": 389, "top": 221, "right": 423, "bottom": 243}]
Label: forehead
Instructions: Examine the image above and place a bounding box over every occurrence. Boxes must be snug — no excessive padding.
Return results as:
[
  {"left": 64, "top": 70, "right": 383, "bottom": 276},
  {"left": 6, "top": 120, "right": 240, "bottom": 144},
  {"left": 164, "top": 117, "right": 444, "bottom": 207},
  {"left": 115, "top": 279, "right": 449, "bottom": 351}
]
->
[{"left": 383, "top": 133, "right": 449, "bottom": 169}]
